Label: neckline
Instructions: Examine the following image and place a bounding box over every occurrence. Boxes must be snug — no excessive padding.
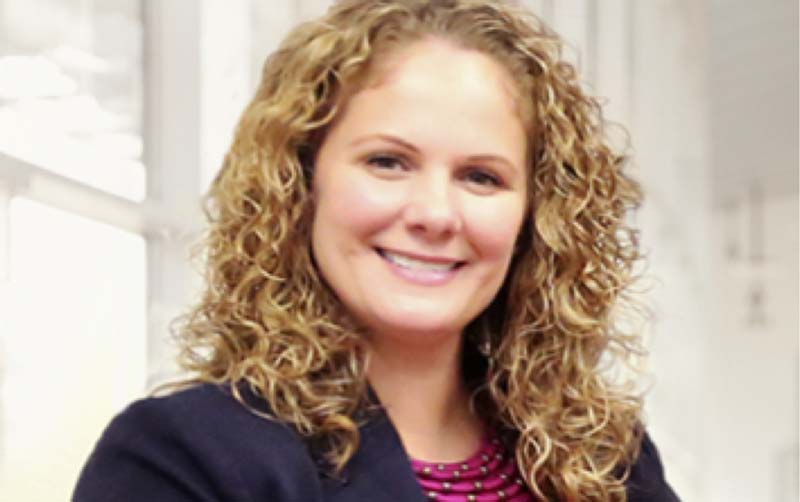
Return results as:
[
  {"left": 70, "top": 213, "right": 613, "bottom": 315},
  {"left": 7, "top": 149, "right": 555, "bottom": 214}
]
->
[{"left": 409, "top": 435, "right": 497, "bottom": 468}]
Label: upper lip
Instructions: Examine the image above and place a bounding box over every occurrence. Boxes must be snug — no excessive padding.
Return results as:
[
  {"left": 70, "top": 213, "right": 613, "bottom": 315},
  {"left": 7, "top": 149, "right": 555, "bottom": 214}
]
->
[{"left": 376, "top": 247, "right": 465, "bottom": 265}]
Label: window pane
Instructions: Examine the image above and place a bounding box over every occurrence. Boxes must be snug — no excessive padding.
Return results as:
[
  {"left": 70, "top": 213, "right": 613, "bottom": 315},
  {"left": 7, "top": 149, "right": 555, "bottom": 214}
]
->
[
  {"left": 0, "top": 197, "right": 146, "bottom": 500},
  {"left": 0, "top": 0, "right": 144, "bottom": 201}
]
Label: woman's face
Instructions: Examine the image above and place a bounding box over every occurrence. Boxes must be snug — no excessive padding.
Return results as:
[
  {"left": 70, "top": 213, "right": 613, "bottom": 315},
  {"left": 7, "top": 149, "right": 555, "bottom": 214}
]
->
[{"left": 311, "top": 38, "right": 528, "bottom": 345}]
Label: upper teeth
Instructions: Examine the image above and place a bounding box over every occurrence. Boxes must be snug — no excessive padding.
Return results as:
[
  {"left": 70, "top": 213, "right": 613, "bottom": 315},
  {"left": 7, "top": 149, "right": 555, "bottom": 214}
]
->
[{"left": 382, "top": 250, "right": 459, "bottom": 272}]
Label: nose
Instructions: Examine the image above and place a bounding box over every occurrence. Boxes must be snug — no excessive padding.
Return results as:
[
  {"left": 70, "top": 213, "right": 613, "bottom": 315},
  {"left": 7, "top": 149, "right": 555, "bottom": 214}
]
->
[{"left": 402, "top": 170, "right": 462, "bottom": 239}]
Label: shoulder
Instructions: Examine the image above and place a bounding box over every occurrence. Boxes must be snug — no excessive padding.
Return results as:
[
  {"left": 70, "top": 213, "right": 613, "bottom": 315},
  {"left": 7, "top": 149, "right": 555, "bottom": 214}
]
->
[
  {"left": 625, "top": 432, "right": 681, "bottom": 502},
  {"left": 73, "top": 383, "right": 321, "bottom": 502},
  {"left": 104, "top": 383, "right": 308, "bottom": 454},
  {"left": 113, "top": 383, "right": 297, "bottom": 441}
]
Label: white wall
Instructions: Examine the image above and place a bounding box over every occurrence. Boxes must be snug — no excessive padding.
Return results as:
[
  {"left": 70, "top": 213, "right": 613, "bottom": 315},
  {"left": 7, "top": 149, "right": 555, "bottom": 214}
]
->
[
  {"left": 705, "top": 0, "right": 798, "bottom": 500},
  {"left": 707, "top": 192, "right": 798, "bottom": 501}
]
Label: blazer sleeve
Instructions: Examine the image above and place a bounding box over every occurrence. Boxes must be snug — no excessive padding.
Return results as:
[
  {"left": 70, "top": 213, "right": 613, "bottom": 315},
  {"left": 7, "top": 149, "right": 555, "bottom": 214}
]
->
[
  {"left": 625, "top": 432, "right": 681, "bottom": 502},
  {"left": 72, "top": 395, "right": 253, "bottom": 502},
  {"left": 72, "top": 385, "right": 322, "bottom": 502}
]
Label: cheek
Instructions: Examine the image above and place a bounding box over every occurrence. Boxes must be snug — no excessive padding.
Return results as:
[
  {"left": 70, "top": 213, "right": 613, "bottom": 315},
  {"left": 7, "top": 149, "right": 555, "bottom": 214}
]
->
[
  {"left": 314, "top": 173, "right": 403, "bottom": 243},
  {"left": 465, "top": 198, "right": 525, "bottom": 261}
]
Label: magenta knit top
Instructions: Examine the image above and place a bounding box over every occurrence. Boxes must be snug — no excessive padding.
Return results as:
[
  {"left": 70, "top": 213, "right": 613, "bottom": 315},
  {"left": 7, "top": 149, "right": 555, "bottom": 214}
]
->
[{"left": 410, "top": 436, "right": 535, "bottom": 501}]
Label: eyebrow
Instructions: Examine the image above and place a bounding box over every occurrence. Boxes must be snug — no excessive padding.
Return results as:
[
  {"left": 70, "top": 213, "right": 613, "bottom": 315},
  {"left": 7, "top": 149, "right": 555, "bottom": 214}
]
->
[{"left": 349, "top": 133, "right": 519, "bottom": 171}]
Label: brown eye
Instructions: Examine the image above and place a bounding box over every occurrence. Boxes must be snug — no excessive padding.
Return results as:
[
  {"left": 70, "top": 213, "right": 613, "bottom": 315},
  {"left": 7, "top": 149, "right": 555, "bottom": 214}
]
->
[
  {"left": 465, "top": 169, "right": 502, "bottom": 187},
  {"left": 367, "top": 154, "right": 406, "bottom": 171}
]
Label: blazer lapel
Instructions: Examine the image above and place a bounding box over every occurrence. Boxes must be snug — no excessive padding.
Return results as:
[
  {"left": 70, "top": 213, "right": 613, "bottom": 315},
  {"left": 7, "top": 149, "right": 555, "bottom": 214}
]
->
[{"left": 322, "top": 411, "right": 427, "bottom": 502}]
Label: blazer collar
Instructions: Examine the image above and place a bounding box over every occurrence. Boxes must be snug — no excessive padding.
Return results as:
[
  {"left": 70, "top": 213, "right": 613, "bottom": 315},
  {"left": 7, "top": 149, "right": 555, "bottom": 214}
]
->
[{"left": 322, "top": 388, "right": 427, "bottom": 502}]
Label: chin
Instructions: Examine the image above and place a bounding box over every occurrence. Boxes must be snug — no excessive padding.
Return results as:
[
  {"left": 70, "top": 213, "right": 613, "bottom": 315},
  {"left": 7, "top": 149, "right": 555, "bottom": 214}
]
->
[{"left": 366, "top": 310, "right": 468, "bottom": 340}]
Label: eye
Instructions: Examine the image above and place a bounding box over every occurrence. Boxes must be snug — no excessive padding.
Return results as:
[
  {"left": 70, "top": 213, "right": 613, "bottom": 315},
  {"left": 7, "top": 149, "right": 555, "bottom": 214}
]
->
[
  {"left": 464, "top": 168, "right": 502, "bottom": 188},
  {"left": 366, "top": 154, "right": 406, "bottom": 171}
]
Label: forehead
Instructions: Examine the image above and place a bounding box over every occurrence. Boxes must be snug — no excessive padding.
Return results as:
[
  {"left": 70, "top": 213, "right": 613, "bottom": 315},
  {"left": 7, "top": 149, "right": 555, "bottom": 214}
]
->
[
  {"left": 322, "top": 38, "right": 528, "bottom": 160},
  {"left": 363, "top": 37, "right": 523, "bottom": 117}
]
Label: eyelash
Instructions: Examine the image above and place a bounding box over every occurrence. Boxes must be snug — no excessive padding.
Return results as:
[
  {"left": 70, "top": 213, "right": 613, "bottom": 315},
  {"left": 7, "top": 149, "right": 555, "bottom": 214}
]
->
[
  {"left": 464, "top": 169, "right": 502, "bottom": 187},
  {"left": 366, "top": 154, "right": 407, "bottom": 171},
  {"left": 365, "top": 153, "right": 505, "bottom": 189}
]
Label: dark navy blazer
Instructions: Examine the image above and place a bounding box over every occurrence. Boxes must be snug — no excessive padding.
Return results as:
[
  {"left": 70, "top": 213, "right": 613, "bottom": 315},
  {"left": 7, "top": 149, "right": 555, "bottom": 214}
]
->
[{"left": 73, "top": 384, "right": 679, "bottom": 501}]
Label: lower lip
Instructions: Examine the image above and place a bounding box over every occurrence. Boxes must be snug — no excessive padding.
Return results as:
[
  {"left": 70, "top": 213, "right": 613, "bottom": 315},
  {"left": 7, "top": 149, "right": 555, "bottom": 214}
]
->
[{"left": 378, "top": 251, "right": 462, "bottom": 286}]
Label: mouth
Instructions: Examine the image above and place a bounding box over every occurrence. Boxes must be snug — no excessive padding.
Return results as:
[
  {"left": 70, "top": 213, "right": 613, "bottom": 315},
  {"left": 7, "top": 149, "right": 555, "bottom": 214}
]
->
[{"left": 375, "top": 247, "right": 466, "bottom": 272}]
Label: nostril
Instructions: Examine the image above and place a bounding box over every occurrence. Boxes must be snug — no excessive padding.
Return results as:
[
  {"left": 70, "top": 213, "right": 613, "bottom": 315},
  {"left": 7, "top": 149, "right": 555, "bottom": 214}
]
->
[{"left": 403, "top": 207, "right": 462, "bottom": 236}]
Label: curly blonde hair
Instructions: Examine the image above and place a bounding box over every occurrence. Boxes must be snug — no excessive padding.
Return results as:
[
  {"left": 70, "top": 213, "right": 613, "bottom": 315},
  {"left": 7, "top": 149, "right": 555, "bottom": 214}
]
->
[{"left": 175, "top": 0, "right": 646, "bottom": 500}]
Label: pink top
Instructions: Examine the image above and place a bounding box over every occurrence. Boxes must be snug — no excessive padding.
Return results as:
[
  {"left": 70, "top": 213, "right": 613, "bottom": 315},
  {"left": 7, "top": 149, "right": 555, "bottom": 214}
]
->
[{"left": 409, "top": 436, "right": 535, "bottom": 501}]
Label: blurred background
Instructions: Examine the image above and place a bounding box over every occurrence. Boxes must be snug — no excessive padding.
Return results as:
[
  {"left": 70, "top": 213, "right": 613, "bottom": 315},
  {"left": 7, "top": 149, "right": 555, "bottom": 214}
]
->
[{"left": 0, "top": 0, "right": 796, "bottom": 500}]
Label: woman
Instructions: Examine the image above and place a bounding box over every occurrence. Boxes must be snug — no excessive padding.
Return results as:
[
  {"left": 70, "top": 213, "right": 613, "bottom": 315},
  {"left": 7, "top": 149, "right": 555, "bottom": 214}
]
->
[{"left": 74, "top": 1, "right": 679, "bottom": 501}]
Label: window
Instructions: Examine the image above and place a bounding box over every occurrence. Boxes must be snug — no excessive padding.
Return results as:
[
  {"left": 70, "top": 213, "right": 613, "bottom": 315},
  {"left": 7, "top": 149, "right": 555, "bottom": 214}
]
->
[{"left": 0, "top": 1, "right": 146, "bottom": 499}]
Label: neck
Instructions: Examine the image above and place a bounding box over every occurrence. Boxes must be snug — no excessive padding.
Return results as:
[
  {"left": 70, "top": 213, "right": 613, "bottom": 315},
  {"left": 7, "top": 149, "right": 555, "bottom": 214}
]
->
[{"left": 366, "top": 332, "right": 484, "bottom": 462}]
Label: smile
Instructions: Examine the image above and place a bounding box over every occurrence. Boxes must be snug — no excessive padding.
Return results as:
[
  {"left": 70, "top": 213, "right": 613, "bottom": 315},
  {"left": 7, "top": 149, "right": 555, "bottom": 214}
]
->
[
  {"left": 375, "top": 248, "right": 465, "bottom": 286},
  {"left": 376, "top": 248, "right": 464, "bottom": 271}
]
